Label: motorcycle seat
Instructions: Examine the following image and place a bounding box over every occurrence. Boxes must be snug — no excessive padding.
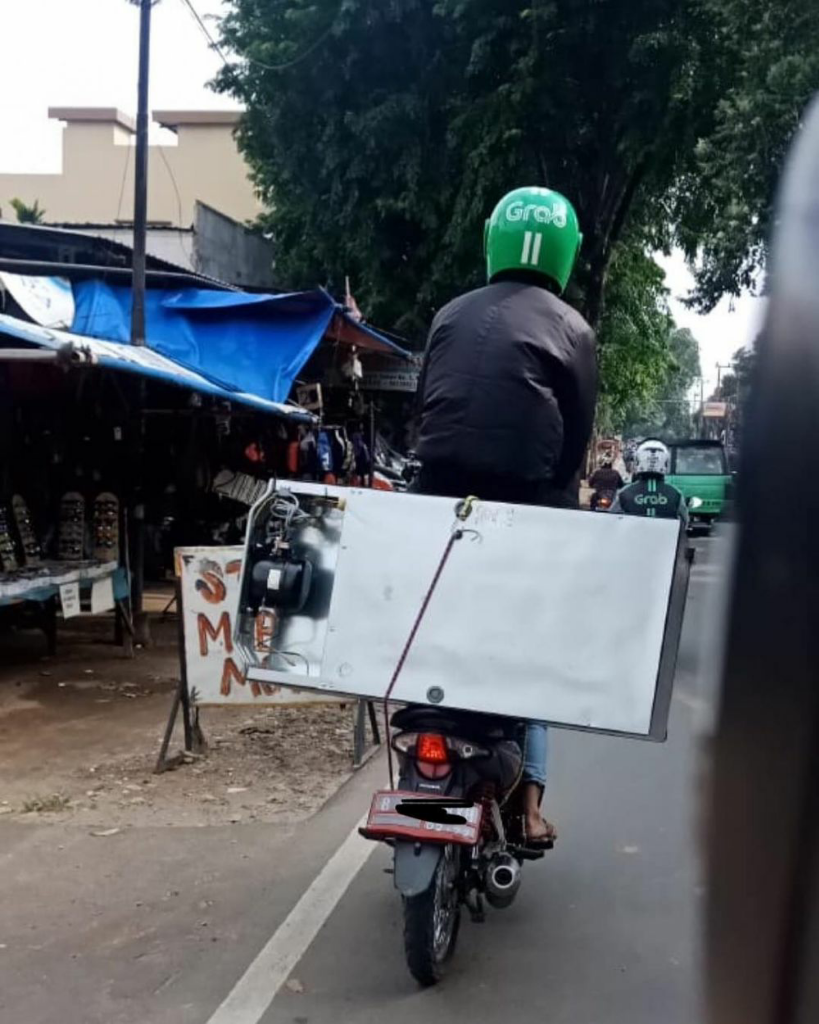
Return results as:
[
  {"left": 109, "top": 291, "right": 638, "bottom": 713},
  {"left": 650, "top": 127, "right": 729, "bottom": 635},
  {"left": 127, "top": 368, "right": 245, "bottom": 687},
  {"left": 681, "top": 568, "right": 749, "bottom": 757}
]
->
[{"left": 391, "top": 704, "right": 517, "bottom": 742}]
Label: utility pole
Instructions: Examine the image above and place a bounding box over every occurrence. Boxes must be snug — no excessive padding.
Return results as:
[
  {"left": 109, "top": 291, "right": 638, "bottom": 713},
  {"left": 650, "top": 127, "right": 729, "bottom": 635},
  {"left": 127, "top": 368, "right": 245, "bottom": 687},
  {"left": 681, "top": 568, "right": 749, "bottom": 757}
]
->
[
  {"left": 699, "top": 376, "right": 705, "bottom": 438},
  {"left": 716, "top": 362, "right": 732, "bottom": 395},
  {"left": 130, "top": 0, "right": 154, "bottom": 347},
  {"left": 128, "top": 0, "right": 157, "bottom": 645}
]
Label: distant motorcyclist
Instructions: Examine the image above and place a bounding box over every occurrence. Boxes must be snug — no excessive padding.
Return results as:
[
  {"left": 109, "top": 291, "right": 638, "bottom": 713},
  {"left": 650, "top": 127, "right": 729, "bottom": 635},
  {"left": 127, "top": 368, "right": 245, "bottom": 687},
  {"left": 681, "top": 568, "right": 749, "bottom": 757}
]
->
[
  {"left": 589, "top": 455, "right": 624, "bottom": 510},
  {"left": 415, "top": 186, "right": 597, "bottom": 847},
  {"left": 610, "top": 439, "right": 688, "bottom": 523}
]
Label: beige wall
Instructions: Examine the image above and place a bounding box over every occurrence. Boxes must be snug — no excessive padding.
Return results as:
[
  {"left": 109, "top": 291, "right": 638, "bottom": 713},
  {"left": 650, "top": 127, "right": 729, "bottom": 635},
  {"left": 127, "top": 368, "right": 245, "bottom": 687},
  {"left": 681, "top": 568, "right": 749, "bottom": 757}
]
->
[{"left": 0, "top": 109, "right": 262, "bottom": 227}]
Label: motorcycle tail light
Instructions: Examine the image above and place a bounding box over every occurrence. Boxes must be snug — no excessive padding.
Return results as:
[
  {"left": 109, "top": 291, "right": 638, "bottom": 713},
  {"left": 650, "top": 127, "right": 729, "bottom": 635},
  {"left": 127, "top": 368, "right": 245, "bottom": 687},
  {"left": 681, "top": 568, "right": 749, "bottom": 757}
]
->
[
  {"left": 416, "top": 733, "right": 449, "bottom": 764},
  {"left": 415, "top": 733, "right": 452, "bottom": 778}
]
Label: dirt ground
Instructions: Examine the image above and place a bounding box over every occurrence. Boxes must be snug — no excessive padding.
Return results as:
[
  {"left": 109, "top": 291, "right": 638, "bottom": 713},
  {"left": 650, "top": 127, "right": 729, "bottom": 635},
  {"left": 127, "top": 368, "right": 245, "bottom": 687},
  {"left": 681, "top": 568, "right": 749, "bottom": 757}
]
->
[{"left": 0, "top": 607, "right": 365, "bottom": 830}]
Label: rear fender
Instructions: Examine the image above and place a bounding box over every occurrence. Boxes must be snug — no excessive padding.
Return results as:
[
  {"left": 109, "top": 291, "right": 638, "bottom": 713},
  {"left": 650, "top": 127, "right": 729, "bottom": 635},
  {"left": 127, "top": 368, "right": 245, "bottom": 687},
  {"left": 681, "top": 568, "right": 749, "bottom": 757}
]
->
[{"left": 393, "top": 841, "right": 445, "bottom": 897}]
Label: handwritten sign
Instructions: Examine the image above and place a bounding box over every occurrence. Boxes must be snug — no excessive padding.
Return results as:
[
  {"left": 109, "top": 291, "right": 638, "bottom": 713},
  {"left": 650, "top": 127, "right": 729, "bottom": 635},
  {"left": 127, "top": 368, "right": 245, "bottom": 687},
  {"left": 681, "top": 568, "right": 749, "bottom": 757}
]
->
[
  {"left": 59, "top": 582, "right": 81, "bottom": 618},
  {"left": 176, "top": 546, "right": 336, "bottom": 706}
]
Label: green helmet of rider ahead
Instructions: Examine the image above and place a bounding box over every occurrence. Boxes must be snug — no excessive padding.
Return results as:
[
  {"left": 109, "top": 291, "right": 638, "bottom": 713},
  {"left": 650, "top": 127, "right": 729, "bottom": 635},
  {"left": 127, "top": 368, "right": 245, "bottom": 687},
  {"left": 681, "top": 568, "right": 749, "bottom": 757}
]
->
[{"left": 484, "top": 186, "right": 582, "bottom": 293}]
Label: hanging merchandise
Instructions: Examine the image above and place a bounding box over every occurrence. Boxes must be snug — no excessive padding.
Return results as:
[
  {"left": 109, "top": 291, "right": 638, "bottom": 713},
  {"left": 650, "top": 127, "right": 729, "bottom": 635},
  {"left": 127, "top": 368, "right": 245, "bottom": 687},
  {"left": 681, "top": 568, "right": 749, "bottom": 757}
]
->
[
  {"left": 11, "top": 495, "right": 41, "bottom": 565},
  {"left": 286, "top": 439, "right": 300, "bottom": 475},
  {"left": 352, "top": 432, "right": 372, "bottom": 480},
  {"left": 317, "top": 431, "right": 334, "bottom": 476},
  {"left": 299, "top": 431, "right": 318, "bottom": 478},
  {"left": 244, "top": 441, "right": 265, "bottom": 464},
  {"left": 0, "top": 504, "right": 20, "bottom": 572},
  {"left": 328, "top": 428, "right": 346, "bottom": 474},
  {"left": 92, "top": 492, "right": 120, "bottom": 563},
  {"left": 342, "top": 435, "right": 355, "bottom": 478},
  {"left": 58, "top": 492, "right": 86, "bottom": 562}
]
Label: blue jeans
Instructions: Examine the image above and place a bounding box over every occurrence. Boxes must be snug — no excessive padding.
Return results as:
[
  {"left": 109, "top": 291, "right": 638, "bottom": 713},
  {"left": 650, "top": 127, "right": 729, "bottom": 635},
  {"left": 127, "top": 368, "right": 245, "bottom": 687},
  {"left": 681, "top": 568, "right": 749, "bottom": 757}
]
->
[{"left": 522, "top": 721, "right": 549, "bottom": 786}]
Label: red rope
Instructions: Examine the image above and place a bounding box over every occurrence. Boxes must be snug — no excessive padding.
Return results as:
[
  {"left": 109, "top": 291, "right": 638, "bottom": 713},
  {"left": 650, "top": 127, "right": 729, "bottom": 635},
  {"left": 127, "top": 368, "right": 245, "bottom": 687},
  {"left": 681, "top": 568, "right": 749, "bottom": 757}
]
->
[{"left": 383, "top": 528, "right": 465, "bottom": 788}]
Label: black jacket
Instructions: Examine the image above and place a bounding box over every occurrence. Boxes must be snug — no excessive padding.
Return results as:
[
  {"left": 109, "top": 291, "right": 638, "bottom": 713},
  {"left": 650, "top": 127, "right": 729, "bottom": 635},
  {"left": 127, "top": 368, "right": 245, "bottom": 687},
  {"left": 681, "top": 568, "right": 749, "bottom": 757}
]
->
[{"left": 416, "top": 280, "right": 597, "bottom": 487}]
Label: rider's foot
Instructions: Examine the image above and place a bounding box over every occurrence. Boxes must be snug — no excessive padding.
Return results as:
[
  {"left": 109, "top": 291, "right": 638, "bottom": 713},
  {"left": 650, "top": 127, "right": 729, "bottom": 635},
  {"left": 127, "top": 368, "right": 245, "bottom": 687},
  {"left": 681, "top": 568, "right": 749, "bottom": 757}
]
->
[
  {"left": 524, "top": 813, "right": 557, "bottom": 846},
  {"left": 520, "top": 781, "right": 556, "bottom": 847}
]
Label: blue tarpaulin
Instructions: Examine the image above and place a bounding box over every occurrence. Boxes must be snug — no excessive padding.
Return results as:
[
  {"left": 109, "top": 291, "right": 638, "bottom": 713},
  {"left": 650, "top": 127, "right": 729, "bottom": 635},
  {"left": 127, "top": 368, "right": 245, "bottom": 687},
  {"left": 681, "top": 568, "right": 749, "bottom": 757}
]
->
[
  {"left": 0, "top": 313, "right": 315, "bottom": 423},
  {"left": 72, "top": 281, "right": 337, "bottom": 404}
]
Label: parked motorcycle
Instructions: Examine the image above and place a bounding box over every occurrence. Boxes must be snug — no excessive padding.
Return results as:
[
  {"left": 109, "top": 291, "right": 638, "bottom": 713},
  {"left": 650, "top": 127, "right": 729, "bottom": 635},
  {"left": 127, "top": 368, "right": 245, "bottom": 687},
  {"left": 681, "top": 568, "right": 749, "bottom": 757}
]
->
[{"left": 360, "top": 705, "right": 546, "bottom": 985}]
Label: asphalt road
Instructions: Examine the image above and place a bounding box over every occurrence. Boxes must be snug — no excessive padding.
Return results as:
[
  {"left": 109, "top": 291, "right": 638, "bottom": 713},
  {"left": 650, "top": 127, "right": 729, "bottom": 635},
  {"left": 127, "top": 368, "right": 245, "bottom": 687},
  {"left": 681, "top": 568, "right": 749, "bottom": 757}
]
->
[
  {"left": 0, "top": 533, "right": 727, "bottom": 1024},
  {"left": 255, "top": 534, "right": 724, "bottom": 1024}
]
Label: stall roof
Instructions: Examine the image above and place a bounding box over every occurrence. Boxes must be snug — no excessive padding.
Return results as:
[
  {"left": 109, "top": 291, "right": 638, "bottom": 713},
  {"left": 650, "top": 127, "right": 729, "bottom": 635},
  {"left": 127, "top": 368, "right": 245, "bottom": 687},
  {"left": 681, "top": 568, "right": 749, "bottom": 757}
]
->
[
  {"left": 0, "top": 313, "right": 316, "bottom": 423},
  {"left": 0, "top": 222, "right": 214, "bottom": 281}
]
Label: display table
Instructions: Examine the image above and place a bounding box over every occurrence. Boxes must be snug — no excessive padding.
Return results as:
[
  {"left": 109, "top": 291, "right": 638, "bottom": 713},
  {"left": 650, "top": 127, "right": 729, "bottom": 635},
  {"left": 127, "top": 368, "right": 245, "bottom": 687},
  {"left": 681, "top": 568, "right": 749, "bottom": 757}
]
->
[{"left": 0, "top": 561, "right": 130, "bottom": 654}]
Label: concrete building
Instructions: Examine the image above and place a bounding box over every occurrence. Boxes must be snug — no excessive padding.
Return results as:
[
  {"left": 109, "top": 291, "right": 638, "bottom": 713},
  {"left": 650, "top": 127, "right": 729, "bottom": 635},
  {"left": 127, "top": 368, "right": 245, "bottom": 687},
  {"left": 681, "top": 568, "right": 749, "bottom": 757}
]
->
[
  {"left": 0, "top": 107, "right": 262, "bottom": 227},
  {"left": 63, "top": 202, "right": 276, "bottom": 289},
  {"left": 0, "top": 108, "right": 274, "bottom": 287}
]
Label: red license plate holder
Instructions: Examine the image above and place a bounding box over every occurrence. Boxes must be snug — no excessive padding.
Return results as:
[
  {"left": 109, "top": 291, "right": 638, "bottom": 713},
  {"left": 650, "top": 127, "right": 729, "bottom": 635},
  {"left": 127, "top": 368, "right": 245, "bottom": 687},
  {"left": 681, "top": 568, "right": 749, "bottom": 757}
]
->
[{"left": 359, "top": 790, "right": 482, "bottom": 846}]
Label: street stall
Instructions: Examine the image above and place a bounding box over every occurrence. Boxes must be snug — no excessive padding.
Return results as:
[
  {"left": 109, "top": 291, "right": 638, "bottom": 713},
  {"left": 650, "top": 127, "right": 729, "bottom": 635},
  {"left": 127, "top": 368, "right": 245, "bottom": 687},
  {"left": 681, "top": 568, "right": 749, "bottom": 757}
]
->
[
  {"left": 293, "top": 308, "right": 414, "bottom": 488},
  {"left": 0, "top": 308, "right": 315, "bottom": 655}
]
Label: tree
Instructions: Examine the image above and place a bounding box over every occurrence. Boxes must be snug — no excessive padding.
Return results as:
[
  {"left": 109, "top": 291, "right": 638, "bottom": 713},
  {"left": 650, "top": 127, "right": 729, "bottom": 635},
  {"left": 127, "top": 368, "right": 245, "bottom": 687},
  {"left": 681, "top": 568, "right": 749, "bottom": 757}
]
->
[
  {"left": 9, "top": 198, "right": 46, "bottom": 224},
  {"left": 672, "top": 0, "right": 819, "bottom": 310},
  {"left": 216, "top": 0, "right": 819, "bottom": 337},
  {"left": 621, "top": 327, "right": 701, "bottom": 440},
  {"left": 593, "top": 237, "right": 701, "bottom": 435},
  {"left": 595, "top": 242, "right": 675, "bottom": 433}
]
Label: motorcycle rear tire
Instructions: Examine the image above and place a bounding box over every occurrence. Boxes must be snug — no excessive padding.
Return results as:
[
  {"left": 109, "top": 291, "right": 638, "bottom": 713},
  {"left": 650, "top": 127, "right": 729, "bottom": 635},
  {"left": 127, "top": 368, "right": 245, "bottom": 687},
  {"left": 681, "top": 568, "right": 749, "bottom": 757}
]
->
[{"left": 402, "top": 843, "right": 461, "bottom": 986}]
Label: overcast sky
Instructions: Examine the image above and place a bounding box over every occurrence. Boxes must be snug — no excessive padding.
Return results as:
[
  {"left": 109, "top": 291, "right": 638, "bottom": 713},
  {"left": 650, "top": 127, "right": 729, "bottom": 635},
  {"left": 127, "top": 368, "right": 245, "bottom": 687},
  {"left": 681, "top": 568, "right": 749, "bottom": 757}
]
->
[{"left": 0, "top": 0, "right": 765, "bottom": 391}]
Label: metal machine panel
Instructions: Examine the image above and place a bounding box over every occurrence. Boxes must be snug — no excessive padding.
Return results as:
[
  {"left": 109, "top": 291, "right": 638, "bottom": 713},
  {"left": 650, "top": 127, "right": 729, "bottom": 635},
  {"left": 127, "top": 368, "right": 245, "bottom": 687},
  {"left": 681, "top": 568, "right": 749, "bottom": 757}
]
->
[{"left": 236, "top": 484, "right": 687, "bottom": 739}]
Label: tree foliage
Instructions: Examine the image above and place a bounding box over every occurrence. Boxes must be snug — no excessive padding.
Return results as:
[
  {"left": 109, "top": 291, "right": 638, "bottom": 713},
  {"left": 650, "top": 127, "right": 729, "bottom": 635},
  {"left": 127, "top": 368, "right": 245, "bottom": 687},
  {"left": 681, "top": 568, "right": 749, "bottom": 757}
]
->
[
  {"left": 595, "top": 244, "right": 700, "bottom": 437},
  {"left": 621, "top": 327, "right": 701, "bottom": 440},
  {"left": 672, "top": 0, "right": 819, "bottom": 309},
  {"left": 596, "top": 243, "right": 674, "bottom": 433},
  {"left": 217, "top": 0, "right": 819, "bottom": 339}
]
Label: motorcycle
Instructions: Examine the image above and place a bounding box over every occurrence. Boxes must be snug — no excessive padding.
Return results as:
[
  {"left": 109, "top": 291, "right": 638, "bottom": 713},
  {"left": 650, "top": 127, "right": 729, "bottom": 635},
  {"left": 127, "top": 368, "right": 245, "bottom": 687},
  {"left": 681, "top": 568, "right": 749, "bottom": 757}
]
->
[
  {"left": 590, "top": 488, "right": 616, "bottom": 511},
  {"left": 359, "top": 705, "right": 547, "bottom": 986}
]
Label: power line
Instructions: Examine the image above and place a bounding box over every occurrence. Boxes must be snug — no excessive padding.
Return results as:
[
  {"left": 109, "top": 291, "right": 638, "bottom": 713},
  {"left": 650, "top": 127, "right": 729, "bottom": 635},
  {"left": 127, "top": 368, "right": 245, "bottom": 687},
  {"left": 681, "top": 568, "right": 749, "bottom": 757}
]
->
[
  {"left": 115, "top": 142, "right": 133, "bottom": 224},
  {"left": 177, "top": 0, "right": 228, "bottom": 64},
  {"left": 177, "top": 0, "right": 343, "bottom": 72}
]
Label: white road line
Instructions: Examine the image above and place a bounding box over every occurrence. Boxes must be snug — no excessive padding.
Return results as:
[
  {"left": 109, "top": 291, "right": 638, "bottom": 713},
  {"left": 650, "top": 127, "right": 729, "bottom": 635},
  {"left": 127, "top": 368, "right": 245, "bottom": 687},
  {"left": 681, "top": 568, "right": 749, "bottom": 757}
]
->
[{"left": 205, "top": 815, "right": 374, "bottom": 1024}]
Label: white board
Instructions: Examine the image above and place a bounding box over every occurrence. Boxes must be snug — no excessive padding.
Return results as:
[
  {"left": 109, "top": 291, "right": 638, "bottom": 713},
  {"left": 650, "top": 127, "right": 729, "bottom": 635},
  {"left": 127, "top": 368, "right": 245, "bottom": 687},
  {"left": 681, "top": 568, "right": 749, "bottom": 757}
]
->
[
  {"left": 237, "top": 486, "right": 688, "bottom": 738},
  {"left": 176, "top": 545, "right": 342, "bottom": 707}
]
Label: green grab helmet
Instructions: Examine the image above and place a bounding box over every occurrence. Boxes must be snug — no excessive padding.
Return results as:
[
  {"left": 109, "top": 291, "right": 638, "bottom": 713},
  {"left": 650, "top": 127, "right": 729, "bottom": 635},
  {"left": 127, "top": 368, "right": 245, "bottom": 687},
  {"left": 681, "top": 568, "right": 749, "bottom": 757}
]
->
[{"left": 484, "top": 186, "right": 582, "bottom": 292}]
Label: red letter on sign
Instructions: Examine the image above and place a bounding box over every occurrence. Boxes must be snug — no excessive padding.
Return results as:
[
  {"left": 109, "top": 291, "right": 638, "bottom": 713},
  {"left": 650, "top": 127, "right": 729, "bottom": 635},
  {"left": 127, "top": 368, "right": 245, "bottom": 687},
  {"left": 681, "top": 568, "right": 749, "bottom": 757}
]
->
[
  {"left": 198, "top": 611, "right": 233, "bottom": 656},
  {"left": 220, "top": 657, "right": 245, "bottom": 696}
]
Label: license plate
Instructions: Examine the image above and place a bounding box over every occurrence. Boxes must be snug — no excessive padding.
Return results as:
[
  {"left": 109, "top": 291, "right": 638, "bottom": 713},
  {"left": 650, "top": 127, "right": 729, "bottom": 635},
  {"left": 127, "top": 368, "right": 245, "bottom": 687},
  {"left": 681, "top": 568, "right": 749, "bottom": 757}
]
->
[{"left": 360, "top": 790, "right": 482, "bottom": 845}]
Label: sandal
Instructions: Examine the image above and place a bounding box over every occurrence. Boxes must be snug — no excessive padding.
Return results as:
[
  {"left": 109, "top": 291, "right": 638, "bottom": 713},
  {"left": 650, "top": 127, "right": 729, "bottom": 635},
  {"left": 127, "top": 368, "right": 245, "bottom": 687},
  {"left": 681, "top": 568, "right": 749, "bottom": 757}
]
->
[{"left": 523, "top": 817, "right": 557, "bottom": 850}]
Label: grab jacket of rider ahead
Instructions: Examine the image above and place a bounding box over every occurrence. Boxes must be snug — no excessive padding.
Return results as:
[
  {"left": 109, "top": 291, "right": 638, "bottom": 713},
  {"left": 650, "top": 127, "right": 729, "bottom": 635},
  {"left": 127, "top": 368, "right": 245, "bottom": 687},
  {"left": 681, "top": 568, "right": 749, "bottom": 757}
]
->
[
  {"left": 415, "top": 279, "right": 597, "bottom": 500},
  {"left": 611, "top": 477, "right": 688, "bottom": 520}
]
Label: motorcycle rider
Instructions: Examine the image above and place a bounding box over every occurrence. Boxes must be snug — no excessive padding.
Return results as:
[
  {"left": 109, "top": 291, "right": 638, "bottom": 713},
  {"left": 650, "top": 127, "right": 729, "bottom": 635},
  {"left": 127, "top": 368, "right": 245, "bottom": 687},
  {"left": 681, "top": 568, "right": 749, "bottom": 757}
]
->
[
  {"left": 609, "top": 439, "right": 688, "bottom": 522},
  {"left": 589, "top": 454, "right": 624, "bottom": 509},
  {"left": 415, "top": 186, "right": 597, "bottom": 846}
]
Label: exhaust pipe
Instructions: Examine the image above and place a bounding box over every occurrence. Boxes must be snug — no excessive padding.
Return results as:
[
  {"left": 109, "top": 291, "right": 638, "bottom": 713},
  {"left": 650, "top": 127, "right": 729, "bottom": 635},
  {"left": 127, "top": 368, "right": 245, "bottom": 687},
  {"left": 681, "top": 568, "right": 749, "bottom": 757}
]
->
[{"left": 485, "top": 853, "right": 522, "bottom": 909}]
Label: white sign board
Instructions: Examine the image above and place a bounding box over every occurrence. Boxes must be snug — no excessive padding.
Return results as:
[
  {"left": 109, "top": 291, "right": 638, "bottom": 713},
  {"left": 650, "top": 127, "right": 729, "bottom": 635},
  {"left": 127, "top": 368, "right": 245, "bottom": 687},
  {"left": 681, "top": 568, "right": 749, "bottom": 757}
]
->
[
  {"left": 176, "top": 546, "right": 341, "bottom": 706},
  {"left": 90, "top": 576, "right": 115, "bottom": 614},
  {"left": 238, "top": 485, "right": 688, "bottom": 739},
  {"left": 59, "top": 582, "right": 81, "bottom": 618},
  {"left": 361, "top": 368, "right": 420, "bottom": 392}
]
